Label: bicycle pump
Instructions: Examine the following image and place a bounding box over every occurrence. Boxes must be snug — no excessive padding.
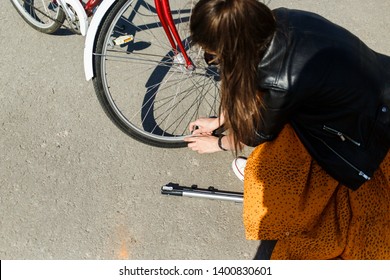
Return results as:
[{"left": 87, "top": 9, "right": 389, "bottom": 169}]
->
[{"left": 161, "top": 183, "right": 243, "bottom": 203}]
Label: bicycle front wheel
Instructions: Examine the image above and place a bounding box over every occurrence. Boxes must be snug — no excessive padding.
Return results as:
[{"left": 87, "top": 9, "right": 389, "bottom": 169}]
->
[
  {"left": 93, "top": 0, "right": 220, "bottom": 148},
  {"left": 11, "top": 0, "right": 66, "bottom": 34}
]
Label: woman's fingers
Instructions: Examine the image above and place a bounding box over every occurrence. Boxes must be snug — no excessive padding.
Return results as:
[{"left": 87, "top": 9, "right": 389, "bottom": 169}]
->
[
  {"left": 184, "top": 135, "right": 220, "bottom": 154},
  {"left": 188, "top": 117, "right": 219, "bottom": 134},
  {"left": 188, "top": 122, "right": 197, "bottom": 133}
]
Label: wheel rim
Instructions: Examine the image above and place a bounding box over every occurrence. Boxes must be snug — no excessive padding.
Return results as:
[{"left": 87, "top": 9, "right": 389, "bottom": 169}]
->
[
  {"left": 13, "top": 0, "right": 62, "bottom": 29},
  {"left": 98, "top": 0, "right": 220, "bottom": 143}
]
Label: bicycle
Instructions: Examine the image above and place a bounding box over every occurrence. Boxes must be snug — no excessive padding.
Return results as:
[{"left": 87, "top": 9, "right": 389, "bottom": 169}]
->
[
  {"left": 10, "top": 0, "right": 101, "bottom": 35},
  {"left": 84, "top": 0, "right": 221, "bottom": 148}
]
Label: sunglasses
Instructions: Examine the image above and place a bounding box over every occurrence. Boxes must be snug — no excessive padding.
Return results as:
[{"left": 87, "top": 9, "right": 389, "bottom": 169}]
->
[{"left": 204, "top": 52, "right": 220, "bottom": 66}]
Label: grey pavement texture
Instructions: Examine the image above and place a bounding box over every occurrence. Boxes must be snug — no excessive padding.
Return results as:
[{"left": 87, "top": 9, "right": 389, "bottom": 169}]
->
[{"left": 1, "top": 0, "right": 390, "bottom": 260}]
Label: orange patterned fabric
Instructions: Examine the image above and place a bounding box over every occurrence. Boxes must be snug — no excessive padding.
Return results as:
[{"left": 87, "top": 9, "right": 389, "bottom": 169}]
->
[{"left": 243, "top": 124, "right": 390, "bottom": 259}]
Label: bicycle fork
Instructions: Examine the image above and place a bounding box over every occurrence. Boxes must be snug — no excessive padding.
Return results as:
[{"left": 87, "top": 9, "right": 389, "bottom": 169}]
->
[
  {"left": 55, "top": 0, "right": 88, "bottom": 35},
  {"left": 154, "top": 0, "right": 194, "bottom": 70}
]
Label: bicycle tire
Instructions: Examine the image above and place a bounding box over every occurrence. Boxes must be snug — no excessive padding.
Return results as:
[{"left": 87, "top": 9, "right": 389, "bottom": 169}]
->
[
  {"left": 93, "top": 0, "right": 220, "bottom": 148},
  {"left": 11, "top": 0, "right": 66, "bottom": 34}
]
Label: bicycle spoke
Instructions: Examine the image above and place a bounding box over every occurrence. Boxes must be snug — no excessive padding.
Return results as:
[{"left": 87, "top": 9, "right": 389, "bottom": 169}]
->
[
  {"left": 12, "top": 0, "right": 68, "bottom": 33},
  {"left": 94, "top": 0, "right": 220, "bottom": 147}
]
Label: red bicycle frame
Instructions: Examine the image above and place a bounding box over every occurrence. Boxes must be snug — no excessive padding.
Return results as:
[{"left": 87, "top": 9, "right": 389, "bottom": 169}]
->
[
  {"left": 154, "top": 0, "right": 194, "bottom": 69},
  {"left": 83, "top": 0, "right": 103, "bottom": 16}
]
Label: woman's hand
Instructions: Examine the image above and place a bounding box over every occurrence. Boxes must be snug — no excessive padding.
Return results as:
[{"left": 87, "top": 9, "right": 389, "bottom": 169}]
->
[
  {"left": 184, "top": 133, "right": 233, "bottom": 154},
  {"left": 188, "top": 117, "right": 222, "bottom": 135},
  {"left": 184, "top": 135, "right": 221, "bottom": 154}
]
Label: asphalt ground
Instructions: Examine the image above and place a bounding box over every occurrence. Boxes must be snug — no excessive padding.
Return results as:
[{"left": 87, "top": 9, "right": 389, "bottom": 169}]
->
[{"left": 1, "top": 0, "right": 389, "bottom": 259}]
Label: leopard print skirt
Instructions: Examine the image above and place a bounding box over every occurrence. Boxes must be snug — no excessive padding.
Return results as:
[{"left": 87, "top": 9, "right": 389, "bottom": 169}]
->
[{"left": 243, "top": 124, "right": 390, "bottom": 259}]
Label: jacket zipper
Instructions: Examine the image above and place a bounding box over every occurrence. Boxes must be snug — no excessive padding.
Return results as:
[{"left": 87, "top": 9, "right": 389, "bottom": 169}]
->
[
  {"left": 322, "top": 125, "right": 361, "bottom": 146},
  {"left": 310, "top": 132, "right": 371, "bottom": 181}
]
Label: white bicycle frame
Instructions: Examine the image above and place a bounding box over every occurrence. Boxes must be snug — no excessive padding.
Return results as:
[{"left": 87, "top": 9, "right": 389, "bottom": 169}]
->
[{"left": 83, "top": 0, "right": 117, "bottom": 81}]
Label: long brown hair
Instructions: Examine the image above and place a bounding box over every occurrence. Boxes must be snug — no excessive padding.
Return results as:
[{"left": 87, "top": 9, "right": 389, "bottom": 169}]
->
[{"left": 190, "top": 0, "right": 276, "bottom": 152}]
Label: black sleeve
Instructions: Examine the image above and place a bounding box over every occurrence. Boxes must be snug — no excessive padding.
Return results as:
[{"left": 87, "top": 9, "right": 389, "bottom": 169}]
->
[{"left": 247, "top": 88, "right": 297, "bottom": 147}]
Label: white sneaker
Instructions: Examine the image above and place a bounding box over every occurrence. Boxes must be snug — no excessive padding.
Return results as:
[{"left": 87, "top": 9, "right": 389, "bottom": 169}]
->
[{"left": 232, "top": 157, "right": 247, "bottom": 182}]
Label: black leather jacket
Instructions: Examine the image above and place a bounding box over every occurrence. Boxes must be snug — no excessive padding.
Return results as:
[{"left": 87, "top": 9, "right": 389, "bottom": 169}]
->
[{"left": 253, "top": 8, "right": 390, "bottom": 190}]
